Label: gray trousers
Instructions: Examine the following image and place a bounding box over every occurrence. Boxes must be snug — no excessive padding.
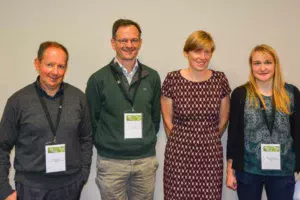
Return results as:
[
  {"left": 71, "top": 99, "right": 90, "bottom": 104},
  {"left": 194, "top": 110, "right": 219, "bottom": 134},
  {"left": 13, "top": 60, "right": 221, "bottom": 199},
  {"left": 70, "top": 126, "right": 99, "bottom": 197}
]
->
[{"left": 15, "top": 176, "right": 84, "bottom": 200}]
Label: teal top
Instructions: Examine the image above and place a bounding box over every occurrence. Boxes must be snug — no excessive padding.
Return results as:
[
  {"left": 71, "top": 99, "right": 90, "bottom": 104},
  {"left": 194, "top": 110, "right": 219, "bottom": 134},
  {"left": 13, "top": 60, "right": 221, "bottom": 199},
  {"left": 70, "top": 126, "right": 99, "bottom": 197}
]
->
[{"left": 244, "top": 85, "right": 295, "bottom": 176}]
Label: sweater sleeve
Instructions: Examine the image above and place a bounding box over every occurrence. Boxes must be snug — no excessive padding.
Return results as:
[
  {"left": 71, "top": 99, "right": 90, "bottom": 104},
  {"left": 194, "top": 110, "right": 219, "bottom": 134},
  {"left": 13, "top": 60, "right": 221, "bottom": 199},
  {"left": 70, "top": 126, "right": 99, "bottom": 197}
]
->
[
  {"left": 227, "top": 87, "right": 243, "bottom": 160},
  {"left": 85, "top": 74, "right": 103, "bottom": 138},
  {"left": 78, "top": 96, "right": 93, "bottom": 183},
  {"left": 151, "top": 71, "right": 161, "bottom": 134},
  {"left": 291, "top": 85, "right": 300, "bottom": 172},
  {"left": 0, "top": 98, "right": 18, "bottom": 200}
]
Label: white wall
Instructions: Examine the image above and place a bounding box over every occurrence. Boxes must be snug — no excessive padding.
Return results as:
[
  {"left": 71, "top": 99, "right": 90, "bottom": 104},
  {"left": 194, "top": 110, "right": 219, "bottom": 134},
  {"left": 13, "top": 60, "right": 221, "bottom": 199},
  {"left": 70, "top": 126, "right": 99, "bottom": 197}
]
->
[{"left": 1, "top": 0, "right": 300, "bottom": 199}]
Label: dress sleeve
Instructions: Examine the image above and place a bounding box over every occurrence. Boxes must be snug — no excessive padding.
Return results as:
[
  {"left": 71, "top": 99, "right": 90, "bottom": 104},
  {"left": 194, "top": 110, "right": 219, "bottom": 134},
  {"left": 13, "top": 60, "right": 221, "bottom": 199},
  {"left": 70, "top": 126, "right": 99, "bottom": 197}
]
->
[
  {"left": 161, "top": 72, "right": 174, "bottom": 99},
  {"left": 220, "top": 72, "right": 231, "bottom": 99}
]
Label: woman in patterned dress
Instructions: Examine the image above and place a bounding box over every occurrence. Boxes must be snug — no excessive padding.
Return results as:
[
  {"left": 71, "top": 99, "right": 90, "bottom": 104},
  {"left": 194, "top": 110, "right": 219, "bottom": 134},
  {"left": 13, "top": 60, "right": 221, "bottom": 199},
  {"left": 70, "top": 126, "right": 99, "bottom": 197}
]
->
[
  {"left": 226, "top": 44, "right": 300, "bottom": 200},
  {"left": 161, "top": 30, "right": 231, "bottom": 200}
]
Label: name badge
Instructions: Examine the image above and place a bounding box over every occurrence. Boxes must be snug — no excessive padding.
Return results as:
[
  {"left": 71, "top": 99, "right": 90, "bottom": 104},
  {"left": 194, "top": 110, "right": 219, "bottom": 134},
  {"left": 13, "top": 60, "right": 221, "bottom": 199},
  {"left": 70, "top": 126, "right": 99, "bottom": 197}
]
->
[
  {"left": 45, "top": 144, "right": 66, "bottom": 173},
  {"left": 261, "top": 144, "right": 281, "bottom": 170},
  {"left": 124, "top": 113, "right": 143, "bottom": 139}
]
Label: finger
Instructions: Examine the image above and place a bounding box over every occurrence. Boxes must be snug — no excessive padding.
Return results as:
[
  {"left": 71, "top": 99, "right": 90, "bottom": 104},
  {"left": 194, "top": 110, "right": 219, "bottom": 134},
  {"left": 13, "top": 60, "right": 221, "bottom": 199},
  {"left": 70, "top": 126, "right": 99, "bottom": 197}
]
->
[
  {"left": 228, "top": 185, "right": 235, "bottom": 190},
  {"left": 233, "top": 183, "right": 238, "bottom": 190},
  {"left": 226, "top": 184, "right": 234, "bottom": 189}
]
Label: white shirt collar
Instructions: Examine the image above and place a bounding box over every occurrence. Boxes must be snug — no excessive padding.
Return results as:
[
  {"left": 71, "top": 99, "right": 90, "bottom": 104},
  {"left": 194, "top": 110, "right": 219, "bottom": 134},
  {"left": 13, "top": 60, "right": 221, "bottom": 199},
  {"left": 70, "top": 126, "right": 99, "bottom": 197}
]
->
[
  {"left": 114, "top": 58, "right": 139, "bottom": 84},
  {"left": 114, "top": 57, "right": 139, "bottom": 73}
]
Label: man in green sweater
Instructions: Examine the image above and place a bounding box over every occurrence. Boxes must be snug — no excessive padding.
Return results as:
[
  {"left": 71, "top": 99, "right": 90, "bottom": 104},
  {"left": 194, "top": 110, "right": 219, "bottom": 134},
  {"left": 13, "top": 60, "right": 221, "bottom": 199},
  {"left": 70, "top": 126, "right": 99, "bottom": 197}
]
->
[{"left": 85, "top": 19, "right": 161, "bottom": 200}]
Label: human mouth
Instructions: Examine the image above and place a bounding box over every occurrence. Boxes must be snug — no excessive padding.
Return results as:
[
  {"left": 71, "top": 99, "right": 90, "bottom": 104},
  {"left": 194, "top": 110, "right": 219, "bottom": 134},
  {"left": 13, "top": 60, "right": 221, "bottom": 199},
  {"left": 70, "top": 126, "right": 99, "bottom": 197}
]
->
[
  {"left": 49, "top": 76, "right": 60, "bottom": 82},
  {"left": 196, "top": 61, "right": 206, "bottom": 66},
  {"left": 258, "top": 73, "right": 269, "bottom": 76},
  {"left": 122, "top": 48, "right": 136, "bottom": 53}
]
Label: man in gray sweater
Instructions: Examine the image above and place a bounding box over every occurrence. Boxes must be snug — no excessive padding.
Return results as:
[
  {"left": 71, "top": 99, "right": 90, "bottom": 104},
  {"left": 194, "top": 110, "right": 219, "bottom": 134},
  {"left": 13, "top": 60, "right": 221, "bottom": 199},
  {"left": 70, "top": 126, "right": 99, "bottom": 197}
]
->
[{"left": 0, "top": 41, "right": 93, "bottom": 200}]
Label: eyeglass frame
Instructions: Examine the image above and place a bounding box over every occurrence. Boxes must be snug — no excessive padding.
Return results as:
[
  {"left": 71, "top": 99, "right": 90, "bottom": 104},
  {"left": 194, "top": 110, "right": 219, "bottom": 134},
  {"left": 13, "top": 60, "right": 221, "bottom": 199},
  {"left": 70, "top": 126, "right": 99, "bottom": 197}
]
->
[{"left": 113, "top": 37, "right": 141, "bottom": 45}]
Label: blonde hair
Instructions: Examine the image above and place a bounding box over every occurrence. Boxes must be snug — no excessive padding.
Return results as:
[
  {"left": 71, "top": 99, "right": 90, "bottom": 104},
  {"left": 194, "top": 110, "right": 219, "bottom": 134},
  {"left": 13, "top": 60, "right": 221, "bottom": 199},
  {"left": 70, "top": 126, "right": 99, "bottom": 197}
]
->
[
  {"left": 245, "top": 44, "right": 290, "bottom": 114},
  {"left": 183, "top": 30, "right": 215, "bottom": 53}
]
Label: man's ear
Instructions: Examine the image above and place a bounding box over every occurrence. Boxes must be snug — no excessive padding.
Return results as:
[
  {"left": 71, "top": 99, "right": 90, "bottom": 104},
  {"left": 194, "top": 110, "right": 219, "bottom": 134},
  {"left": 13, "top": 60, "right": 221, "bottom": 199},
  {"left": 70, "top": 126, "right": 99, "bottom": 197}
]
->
[
  {"left": 34, "top": 58, "right": 40, "bottom": 72},
  {"left": 138, "top": 38, "right": 143, "bottom": 48},
  {"left": 111, "top": 38, "right": 116, "bottom": 51}
]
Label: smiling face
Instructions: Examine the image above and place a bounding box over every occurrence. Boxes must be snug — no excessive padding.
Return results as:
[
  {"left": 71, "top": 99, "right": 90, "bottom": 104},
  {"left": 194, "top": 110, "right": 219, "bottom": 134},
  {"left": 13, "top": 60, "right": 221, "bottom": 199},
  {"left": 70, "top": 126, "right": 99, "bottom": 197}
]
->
[
  {"left": 185, "top": 48, "right": 213, "bottom": 72},
  {"left": 34, "top": 47, "right": 67, "bottom": 95},
  {"left": 111, "top": 25, "right": 142, "bottom": 64},
  {"left": 251, "top": 51, "right": 275, "bottom": 84}
]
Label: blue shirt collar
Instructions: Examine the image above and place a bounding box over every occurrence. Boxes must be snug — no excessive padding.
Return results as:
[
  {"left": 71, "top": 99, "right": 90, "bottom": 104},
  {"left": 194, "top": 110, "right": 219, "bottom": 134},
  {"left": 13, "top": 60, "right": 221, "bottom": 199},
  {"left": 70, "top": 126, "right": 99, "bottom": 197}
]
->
[{"left": 35, "top": 76, "right": 64, "bottom": 100}]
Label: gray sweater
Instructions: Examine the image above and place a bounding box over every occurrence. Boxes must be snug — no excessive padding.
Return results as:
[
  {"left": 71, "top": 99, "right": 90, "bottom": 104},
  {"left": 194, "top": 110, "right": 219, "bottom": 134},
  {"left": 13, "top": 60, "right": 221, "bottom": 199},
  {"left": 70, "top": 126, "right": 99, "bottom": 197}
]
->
[{"left": 0, "top": 79, "right": 93, "bottom": 200}]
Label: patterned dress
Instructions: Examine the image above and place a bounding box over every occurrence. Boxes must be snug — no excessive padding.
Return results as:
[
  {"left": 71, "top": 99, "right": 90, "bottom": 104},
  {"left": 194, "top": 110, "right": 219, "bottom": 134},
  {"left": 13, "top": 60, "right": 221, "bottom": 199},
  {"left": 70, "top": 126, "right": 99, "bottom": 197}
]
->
[{"left": 162, "top": 70, "right": 231, "bottom": 200}]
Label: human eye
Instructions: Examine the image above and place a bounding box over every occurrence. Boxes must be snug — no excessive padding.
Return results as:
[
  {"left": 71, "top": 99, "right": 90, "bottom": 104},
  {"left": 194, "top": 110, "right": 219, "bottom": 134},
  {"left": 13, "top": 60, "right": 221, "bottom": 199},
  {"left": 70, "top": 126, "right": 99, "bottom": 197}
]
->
[
  {"left": 46, "top": 63, "right": 54, "bottom": 67},
  {"left": 264, "top": 60, "right": 272, "bottom": 65},
  {"left": 204, "top": 49, "right": 211, "bottom": 55},
  {"left": 120, "top": 39, "right": 128, "bottom": 44},
  {"left": 193, "top": 49, "right": 201, "bottom": 53},
  {"left": 131, "top": 38, "right": 139, "bottom": 43},
  {"left": 58, "top": 64, "right": 66, "bottom": 69},
  {"left": 253, "top": 61, "right": 261, "bottom": 66}
]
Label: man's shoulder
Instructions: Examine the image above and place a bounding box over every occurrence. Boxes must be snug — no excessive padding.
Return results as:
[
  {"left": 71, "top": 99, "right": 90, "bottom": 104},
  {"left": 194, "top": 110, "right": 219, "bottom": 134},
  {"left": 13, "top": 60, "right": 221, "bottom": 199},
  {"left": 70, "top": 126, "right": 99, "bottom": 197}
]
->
[
  {"left": 9, "top": 83, "right": 35, "bottom": 100},
  {"left": 64, "top": 83, "right": 85, "bottom": 96},
  {"left": 90, "top": 63, "right": 111, "bottom": 78},
  {"left": 86, "top": 63, "right": 113, "bottom": 85},
  {"left": 139, "top": 62, "right": 160, "bottom": 81},
  {"left": 140, "top": 63, "right": 158, "bottom": 74},
  {"left": 5, "top": 83, "right": 36, "bottom": 108}
]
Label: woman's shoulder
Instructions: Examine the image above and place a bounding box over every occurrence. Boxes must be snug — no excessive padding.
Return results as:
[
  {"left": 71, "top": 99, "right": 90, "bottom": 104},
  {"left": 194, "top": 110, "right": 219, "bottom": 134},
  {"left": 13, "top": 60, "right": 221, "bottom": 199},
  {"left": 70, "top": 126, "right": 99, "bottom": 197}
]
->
[
  {"left": 211, "top": 70, "right": 226, "bottom": 78},
  {"left": 211, "top": 70, "right": 230, "bottom": 84},
  {"left": 163, "top": 70, "right": 181, "bottom": 80},
  {"left": 232, "top": 84, "right": 247, "bottom": 97},
  {"left": 284, "top": 83, "right": 299, "bottom": 92},
  {"left": 166, "top": 70, "right": 181, "bottom": 76}
]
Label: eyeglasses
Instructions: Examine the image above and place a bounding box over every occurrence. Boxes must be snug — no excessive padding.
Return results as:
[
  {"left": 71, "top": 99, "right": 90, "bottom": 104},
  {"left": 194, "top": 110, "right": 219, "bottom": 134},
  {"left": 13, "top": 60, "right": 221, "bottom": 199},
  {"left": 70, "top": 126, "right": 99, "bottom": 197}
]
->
[{"left": 114, "top": 38, "right": 140, "bottom": 45}]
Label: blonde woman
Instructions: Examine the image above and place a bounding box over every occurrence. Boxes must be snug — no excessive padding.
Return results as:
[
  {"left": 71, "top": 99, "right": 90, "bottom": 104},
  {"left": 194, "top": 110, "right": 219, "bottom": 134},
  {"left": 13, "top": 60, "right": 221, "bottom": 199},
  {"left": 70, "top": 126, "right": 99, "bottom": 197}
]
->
[
  {"left": 226, "top": 44, "right": 300, "bottom": 200},
  {"left": 161, "top": 30, "right": 231, "bottom": 200}
]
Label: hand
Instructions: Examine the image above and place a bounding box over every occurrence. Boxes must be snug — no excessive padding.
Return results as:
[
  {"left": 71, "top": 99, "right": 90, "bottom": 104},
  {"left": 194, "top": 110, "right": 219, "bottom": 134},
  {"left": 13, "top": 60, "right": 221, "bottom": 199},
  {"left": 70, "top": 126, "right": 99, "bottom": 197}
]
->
[
  {"left": 226, "top": 170, "right": 237, "bottom": 191},
  {"left": 5, "top": 191, "right": 17, "bottom": 200},
  {"left": 295, "top": 172, "right": 300, "bottom": 181},
  {"left": 166, "top": 132, "right": 173, "bottom": 138}
]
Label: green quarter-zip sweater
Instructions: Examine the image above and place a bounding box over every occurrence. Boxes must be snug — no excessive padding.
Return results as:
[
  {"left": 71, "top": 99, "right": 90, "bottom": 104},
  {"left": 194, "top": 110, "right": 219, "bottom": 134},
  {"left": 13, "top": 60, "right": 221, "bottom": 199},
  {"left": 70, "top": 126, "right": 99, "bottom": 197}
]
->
[{"left": 86, "top": 60, "right": 161, "bottom": 159}]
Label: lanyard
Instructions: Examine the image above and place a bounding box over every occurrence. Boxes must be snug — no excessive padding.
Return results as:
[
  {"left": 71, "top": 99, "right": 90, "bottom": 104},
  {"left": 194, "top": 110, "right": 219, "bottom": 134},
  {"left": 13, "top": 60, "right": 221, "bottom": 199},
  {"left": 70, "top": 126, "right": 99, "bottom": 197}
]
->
[
  {"left": 110, "top": 65, "right": 142, "bottom": 110},
  {"left": 35, "top": 84, "right": 64, "bottom": 143},
  {"left": 259, "top": 97, "right": 275, "bottom": 136}
]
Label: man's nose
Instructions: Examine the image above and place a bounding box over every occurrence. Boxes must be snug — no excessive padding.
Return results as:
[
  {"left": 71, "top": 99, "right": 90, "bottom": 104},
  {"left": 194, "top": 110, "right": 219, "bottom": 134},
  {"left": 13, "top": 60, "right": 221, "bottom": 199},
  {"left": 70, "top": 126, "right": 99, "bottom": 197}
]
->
[
  {"left": 125, "top": 40, "right": 135, "bottom": 48},
  {"left": 52, "top": 66, "right": 59, "bottom": 75},
  {"left": 126, "top": 42, "right": 133, "bottom": 48}
]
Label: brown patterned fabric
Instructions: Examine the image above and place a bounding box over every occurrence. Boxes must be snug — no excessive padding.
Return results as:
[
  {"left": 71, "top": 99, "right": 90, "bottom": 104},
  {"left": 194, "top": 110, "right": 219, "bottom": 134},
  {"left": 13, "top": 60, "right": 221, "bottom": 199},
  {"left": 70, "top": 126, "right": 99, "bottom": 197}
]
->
[{"left": 162, "top": 70, "right": 231, "bottom": 200}]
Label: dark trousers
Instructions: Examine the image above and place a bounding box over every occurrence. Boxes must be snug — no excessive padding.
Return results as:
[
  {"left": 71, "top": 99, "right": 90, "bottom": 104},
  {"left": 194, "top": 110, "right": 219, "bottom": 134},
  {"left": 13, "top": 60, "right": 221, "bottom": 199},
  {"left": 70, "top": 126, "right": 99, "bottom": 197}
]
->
[
  {"left": 236, "top": 171, "right": 295, "bottom": 200},
  {"left": 16, "top": 177, "right": 84, "bottom": 200}
]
